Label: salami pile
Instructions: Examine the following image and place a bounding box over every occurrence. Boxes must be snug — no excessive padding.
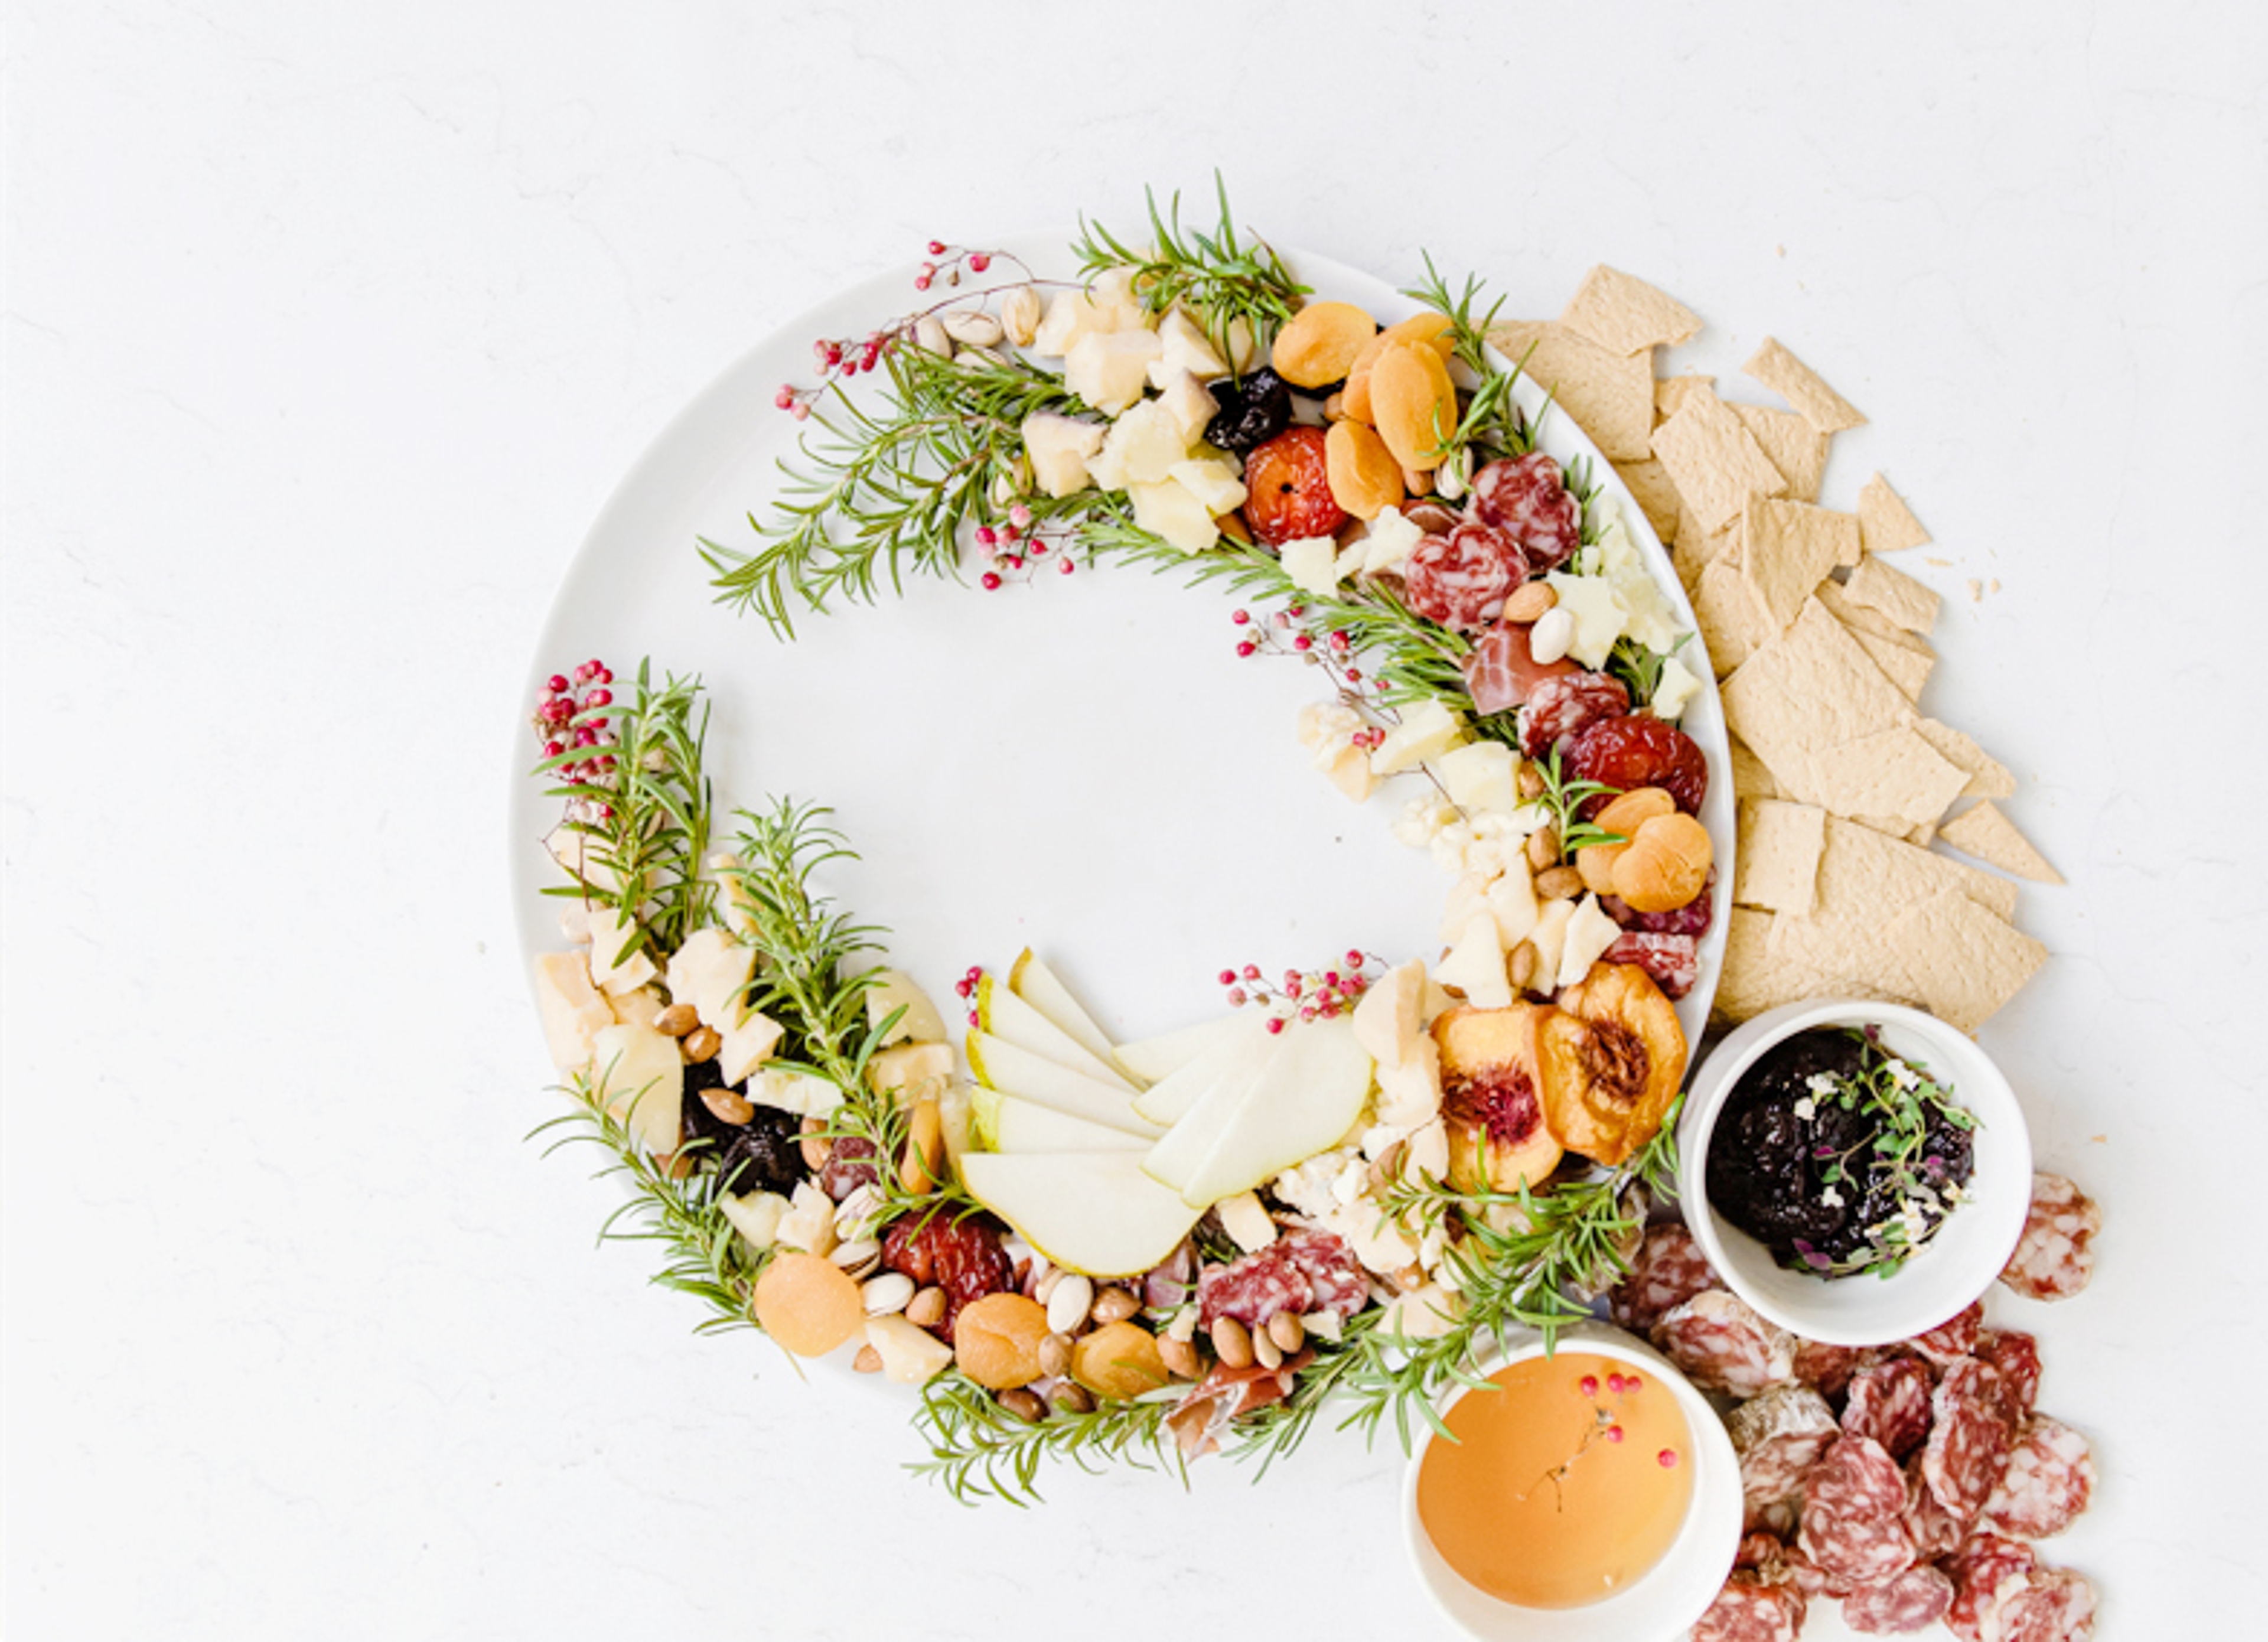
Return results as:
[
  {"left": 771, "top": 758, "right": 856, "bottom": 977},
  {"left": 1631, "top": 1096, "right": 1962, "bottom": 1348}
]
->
[{"left": 1610, "top": 1173, "right": 2103, "bottom": 1641}]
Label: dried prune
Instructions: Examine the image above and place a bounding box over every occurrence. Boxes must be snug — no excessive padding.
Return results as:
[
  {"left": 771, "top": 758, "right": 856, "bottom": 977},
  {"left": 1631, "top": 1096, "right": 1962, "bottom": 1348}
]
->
[
  {"left": 1203, "top": 367, "right": 1292, "bottom": 456},
  {"left": 679, "top": 1058, "right": 806, "bottom": 1196},
  {"left": 1565, "top": 713, "right": 1709, "bottom": 815}
]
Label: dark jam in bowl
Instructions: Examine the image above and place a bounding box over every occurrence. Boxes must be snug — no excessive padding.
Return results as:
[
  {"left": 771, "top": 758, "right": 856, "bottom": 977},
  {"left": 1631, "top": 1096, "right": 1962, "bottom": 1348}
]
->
[{"left": 1705, "top": 1028, "right": 1976, "bottom": 1277}]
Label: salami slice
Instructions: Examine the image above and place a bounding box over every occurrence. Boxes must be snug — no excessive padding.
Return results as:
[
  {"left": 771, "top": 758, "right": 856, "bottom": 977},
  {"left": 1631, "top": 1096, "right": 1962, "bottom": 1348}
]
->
[
  {"left": 1602, "top": 930, "right": 1699, "bottom": 998},
  {"left": 1197, "top": 1227, "right": 1364, "bottom": 1328},
  {"left": 1691, "top": 1575, "right": 1808, "bottom": 1642},
  {"left": 1468, "top": 451, "right": 1583, "bottom": 572},
  {"left": 1999, "top": 1173, "right": 2100, "bottom": 1301},
  {"left": 1842, "top": 1563, "right": 1956, "bottom": 1635},
  {"left": 1910, "top": 1299, "right": 1984, "bottom": 1369},
  {"left": 1657, "top": 1290, "right": 1799, "bottom": 1398},
  {"left": 1843, "top": 1355, "right": 1936, "bottom": 1462},
  {"left": 1979, "top": 1417, "right": 2095, "bottom": 1540},
  {"left": 1607, "top": 1221, "right": 1718, "bottom": 1334},
  {"left": 1798, "top": 1434, "right": 1917, "bottom": 1585},
  {"left": 1791, "top": 1337, "right": 1869, "bottom": 1399},
  {"left": 1974, "top": 1330, "right": 2043, "bottom": 1420},
  {"left": 1925, "top": 1358, "right": 2019, "bottom": 1520},
  {"left": 1461, "top": 615, "right": 1579, "bottom": 715},
  {"left": 1944, "top": 1533, "right": 2038, "bottom": 1642},
  {"left": 1518, "top": 670, "right": 1631, "bottom": 757},
  {"left": 1403, "top": 522, "right": 1524, "bottom": 631},
  {"left": 1731, "top": 1386, "right": 1840, "bottom": 1525},
  {"left": 1989, "top": 1566, "right": 2098, "bottom": 1642}
]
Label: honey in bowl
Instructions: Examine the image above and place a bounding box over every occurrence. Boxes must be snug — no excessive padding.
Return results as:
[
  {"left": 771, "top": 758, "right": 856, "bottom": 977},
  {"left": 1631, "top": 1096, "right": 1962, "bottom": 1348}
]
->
[{"left": 1416, "top": 1351, "right": 1694, "bottom": 1610}]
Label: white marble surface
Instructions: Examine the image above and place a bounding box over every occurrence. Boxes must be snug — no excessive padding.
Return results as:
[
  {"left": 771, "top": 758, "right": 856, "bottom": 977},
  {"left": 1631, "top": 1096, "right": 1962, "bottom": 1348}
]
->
[{"left": 6, "top": 2, "right": 2265, "bottom": 1636}]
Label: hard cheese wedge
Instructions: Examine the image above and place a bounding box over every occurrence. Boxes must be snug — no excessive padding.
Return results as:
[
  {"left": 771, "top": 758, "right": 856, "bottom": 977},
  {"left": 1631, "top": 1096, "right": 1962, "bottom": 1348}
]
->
[
  {"left": 964, "top": 1031, "right": 1159, "bottom": 1136},
  {"left": 976, "top": 975, "right": 1135, "bottom": 1093},
  {"left": 1007, "top": 950, "right": 1119, "bottom": 1067},
  {"left": 960, "top": 1149, "right": 1204, "bottom": 1277},
  {"left": 1172, "top": 1015, "right": 1375, "bottom": 1210},
  {"left": 1114, "top": 1014, "right": 1250, "bottom": 1086},
  {"left": 1130, "top": 1013, "right": 1278, "bottom": 1127}
]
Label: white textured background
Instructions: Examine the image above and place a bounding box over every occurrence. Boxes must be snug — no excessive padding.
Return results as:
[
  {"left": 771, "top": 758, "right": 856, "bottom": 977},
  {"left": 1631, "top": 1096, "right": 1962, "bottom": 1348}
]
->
[{"left": 6, "top": 2, "right": 2264, "bottom": 1636}]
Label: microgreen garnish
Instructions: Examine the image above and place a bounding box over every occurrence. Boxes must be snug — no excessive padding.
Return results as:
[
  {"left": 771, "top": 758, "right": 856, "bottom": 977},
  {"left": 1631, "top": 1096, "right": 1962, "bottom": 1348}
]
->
[{"left": 1791, "top": 1033, "right": 1976, "bottom": 1279}]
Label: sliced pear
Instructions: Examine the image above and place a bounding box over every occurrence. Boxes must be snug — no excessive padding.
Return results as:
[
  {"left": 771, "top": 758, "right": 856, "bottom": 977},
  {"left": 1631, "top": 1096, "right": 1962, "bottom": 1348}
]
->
[
  {"left": 1114, "top": 1014, "right": 1247, "bottom": 1085},
  {"left": 1139, "top": 1025, "right": 1287, "bottom": 1191},
  {"left": 1130, "top": 1014, "right": 1276, "bottom": 1126},
  {"left": 1006, "top": 949, "right": 1118, "bottom": 1066},
  {"left": 990, "top": 1094, "right": 1150, "bottom": 1154},
  {"left": 1175, "top": 1015, "right": 1375, "bottom": 1209},
  {"left": 959, "top": 1150, "right": 1204, "bottom": 1277},
  {"left": 975, "top": 975, "right": 1134, "bottom": 1092},
  {"left": 964, "top": 1031, "right": 1159, "bottom": 1136}
]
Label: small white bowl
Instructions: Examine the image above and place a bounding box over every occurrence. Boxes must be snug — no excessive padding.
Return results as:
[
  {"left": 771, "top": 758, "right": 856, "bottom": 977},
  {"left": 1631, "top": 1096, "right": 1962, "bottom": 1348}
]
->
[
  {"left": 1401, "top": 1325, "right": 1742, "bottom": 1642},
  {"left": 1675, "top": 999, "right": 2033, "bottom": 1347}
]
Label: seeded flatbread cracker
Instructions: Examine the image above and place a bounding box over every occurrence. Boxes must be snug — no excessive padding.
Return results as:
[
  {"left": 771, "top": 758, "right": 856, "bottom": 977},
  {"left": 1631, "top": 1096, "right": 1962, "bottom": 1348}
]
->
[
  {"left": 1795, "top": 725, "right": 1970, "bottom": 830},
  {"left": 1742, "top": 497, "right": 1859, "bottom": 634},
  {"left": 1736, "top": 799, "right": 1827, "bottom": 916},
  {"left": 1488, "top": 320, "right": 1656, "bottom": 462},
  {"left": 1912, "top": 719, "right": 2017, "bottom": 800},
  {"left": 1695, "top": 558, "right": 1772, "bottom": 676},
  {"left": 1732, "top": 403, "right": 1831, "bottom": 506},
  {"left": 1858, "top": 473, "right": 1930, "bottom": 553},
  {"left": 1650, "top": 389, "right": 1788, "bottom": 531},
  {"left": 1614, "top": 456, "right": 1683, "bottom": 546},
  {"left": 1843, "top": 553, "right": 1942, "bottom": 636},
  {"left": 1559, "top": 265, "right": 1704, "bottom": 356},
  {"left": 1722, "top": 597, "right": 1915, "bottom": 777},
  {"left": 1875, "top": 887, "right": 2048, "bottom": 1032},
  {"left": 1939, "top": 801, "right": 2064, "bottom": 885},
  {"left": 1656, "top": 373, "right": 1716, "bottom": 422},
  {"left": 1744, "top": 336, "right": 1867, "bottom": 433}
]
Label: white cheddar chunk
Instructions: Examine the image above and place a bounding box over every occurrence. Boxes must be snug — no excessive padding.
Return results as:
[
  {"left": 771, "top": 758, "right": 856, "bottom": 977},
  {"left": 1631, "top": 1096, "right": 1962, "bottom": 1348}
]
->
[
  {"left": 533, "top": 950, "right": 612, "bottom": 1073},
  {"left": 1370, "top": 700, "right": 1467, "bottom": 776},
  {"left": 1557, "top": 894, "right": 1625, "bottom": 991}
]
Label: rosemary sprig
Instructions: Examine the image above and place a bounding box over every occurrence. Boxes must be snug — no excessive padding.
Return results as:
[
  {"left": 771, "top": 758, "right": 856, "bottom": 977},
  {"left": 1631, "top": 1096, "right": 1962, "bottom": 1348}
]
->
[
  {"left": 1074, "top": 175, "right": 1307, "bottom": 369},
  {"left": 533, "top": 661, "right": 713, "bottom": 961},
  {"left": 702, "top": 344, "right": 1090, "bottom": 639},
  {"left": 531, "top": 1065, "right": 766, "bottom": 1335},
  {"left": 1521, "top": 745, "right": 1625, "bottom": 853},
  {"left": 911, "top": 1370, "right": 1186, "bottom": 1506}
]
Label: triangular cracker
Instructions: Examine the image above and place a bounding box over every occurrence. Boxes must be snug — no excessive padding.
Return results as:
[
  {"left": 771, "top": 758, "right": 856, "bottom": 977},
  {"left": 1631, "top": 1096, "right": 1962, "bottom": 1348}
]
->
[
  {"left": 1843, "top": 553, "right": 1942, "bottom": 637},
  {"left": 1742, "top": 497, "right": 1860, "bottom": 634},
  {"left": 1939, "top": 801, "right": 2063, "bottom": 885},
  {"left": 1732, "top": 403, "right": 1831, "bottom": 506},
  {"left": 1912, "top": 720, "right": 2016, "bottom": 800},
  {"left": 1744, "top": 336, "right": 1867, "bottom": 433},
  {"left": 1559, "top": 265, "right": 1703, "bottom": 356},
  {"left": 1858, "top": 473, "right": 1930, "bottom": 553},
  {"left": 1877, "top": 888, "right": 2048, "bottom": 1032}
]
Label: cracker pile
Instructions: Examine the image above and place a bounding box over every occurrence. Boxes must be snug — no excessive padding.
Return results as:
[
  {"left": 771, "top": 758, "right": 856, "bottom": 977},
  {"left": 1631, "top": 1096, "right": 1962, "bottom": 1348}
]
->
[{"left": 1491, "top": 271, "right": 2059, "bottom": 1033}]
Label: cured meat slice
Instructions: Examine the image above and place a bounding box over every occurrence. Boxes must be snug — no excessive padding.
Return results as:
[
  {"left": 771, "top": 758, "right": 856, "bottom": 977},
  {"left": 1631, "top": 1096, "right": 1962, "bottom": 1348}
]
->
[
  {"left": 1990, "top": 1566, "right": 2098, "bottom": 1642},
  {"left": 1461, "top": 616, "right": 1578, "bottom": 715},
  {"left": 1731, "top": 1386, "right": 1840, "bottom": 1526},
  {"left": 1843, "top": 1354, "right": 1936, "bottom": 1462},
  {"left": 1842, "top": 1563, "right": 1956, "bottom": 1634},
  {"left": 1791, "top": 1337, "right": 1869, "bottom": 1399},
  {"left": 1517, "top": 670, "right": 1630, "bottom": 757},
  {"left": 1909, "top": 1299, "right": 1984, "bottom": 1368},
  {"left": 1944, "top": 1533, "right": 2038, "bottom": 1642},
  {"left": 1607, "top": 1221, "right": 1718, "bottom": 1333},
  {"left": 1657, "top": 1290, "right": 1798, "bottom": 1397},
  {"left": 1602, "top": 930, "right": 1699, "bottom": 999},
  {"left": 1999, "top": 1173, "right": 2101, "bottom": 1301},
  {"left": 1404, "top": 522, "right": 1524, "bottom": 631},
  {"left": 1691, "top": 1574, "right": 1807, "bottom": 1642},
  {"left": 1798, "top": 1434, "right": 1917, "bottom": 1585},
  {"left": 1904, "top": 1453, "right": 1971, "bottom": 1561},
  {"left": 1197, "top": 1227, "right": 1364, "bottom": 1329},
  {"left": 1164, "top": 1350, "right": 1309, "bottom": 1458},
  {"left": 1974, "top": 1330, "right": 2043, "bottom": 1419},
  {"left": 1924, "top": 1359, "right": 2020, "bottom": 1519},
  {"left": 1979, "top": 1417, "right": 2095, "bottom": 1540},
  {"left": 1468, "top": 451, "right": 1583, "bottom": 572}
]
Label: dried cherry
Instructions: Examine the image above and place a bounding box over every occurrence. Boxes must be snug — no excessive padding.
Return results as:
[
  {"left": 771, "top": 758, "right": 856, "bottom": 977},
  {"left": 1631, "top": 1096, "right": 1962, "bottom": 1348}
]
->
[
  {"left": 1565, "top": 714, "right": 1709, "bottom": 815},
  {"left": 882, "top": 1211, "right": 1012, "bottom": 1341},
  {"left": 1241, "top": 425, "right": 1348, "bottom": 546}
]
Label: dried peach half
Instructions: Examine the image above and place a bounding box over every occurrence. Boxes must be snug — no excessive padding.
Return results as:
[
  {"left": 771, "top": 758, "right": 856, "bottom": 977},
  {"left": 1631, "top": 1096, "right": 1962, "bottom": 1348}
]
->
[
  {"left": 753, "top": 1252, "right": 866, "bottom": 1358},
  {"left": 1536, "top": 963, "right": 1687, "bottom": 1167},
  {"left": 1070, "top": 1320, "right": 1169, "bottom": 1400},
  {"left": 1433, "top": 1003, "right": 1566, "bottom": 1194},
  {"left": 952, "top": 1292, "right": 1050, "bottom": 1389}
]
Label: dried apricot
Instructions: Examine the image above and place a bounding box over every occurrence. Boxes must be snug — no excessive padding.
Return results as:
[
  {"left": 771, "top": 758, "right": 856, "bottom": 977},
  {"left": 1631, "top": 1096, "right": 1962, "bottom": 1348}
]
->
[
  {"left": 1576, "top": 787, "right": 1677, "bottom": 895},
  {"left": 1270, "top": 301, "right": 1379, "bottom": 390},
  {"left": 1069, "top": 1319, "right": 1169, "bottom": 1400},
  {"left": 951, "top": 1292, "right": 1050, "bottom": 1389},
  {"left": 1611, "top": 812, "right": 1714, "bottom": 914},
  {"left": 752, "top": 1252, "right": 865, "bottom": 1357},
  {"left": 1342, "top": 311, "right": 1455, "bottom": 424},
  {"left": 1324, "top": 420, "right": 1405, "bottom": 520},
  {"left": 1368, "top": 341, "right": 1459, "bottom": 472}
]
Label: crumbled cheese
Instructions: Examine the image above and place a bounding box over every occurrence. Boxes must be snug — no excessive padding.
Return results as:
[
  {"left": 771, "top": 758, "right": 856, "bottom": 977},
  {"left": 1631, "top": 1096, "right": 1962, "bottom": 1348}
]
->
[
  {"left": 1273, "top": 1144, "right": 1363, "bottom": 1219},
  {"left": 1651, "top": 654, "right": 1702, "bottom": 722},
  {"left": 1373, "top": 1039, "right": 1443, "bottom": 1132}
]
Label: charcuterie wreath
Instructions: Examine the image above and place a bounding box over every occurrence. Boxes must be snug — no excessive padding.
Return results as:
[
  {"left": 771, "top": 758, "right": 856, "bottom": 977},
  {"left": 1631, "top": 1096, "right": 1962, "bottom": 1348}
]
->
[{"left": 523, "top": 185, "right": 2103, "bottom": 1637}]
